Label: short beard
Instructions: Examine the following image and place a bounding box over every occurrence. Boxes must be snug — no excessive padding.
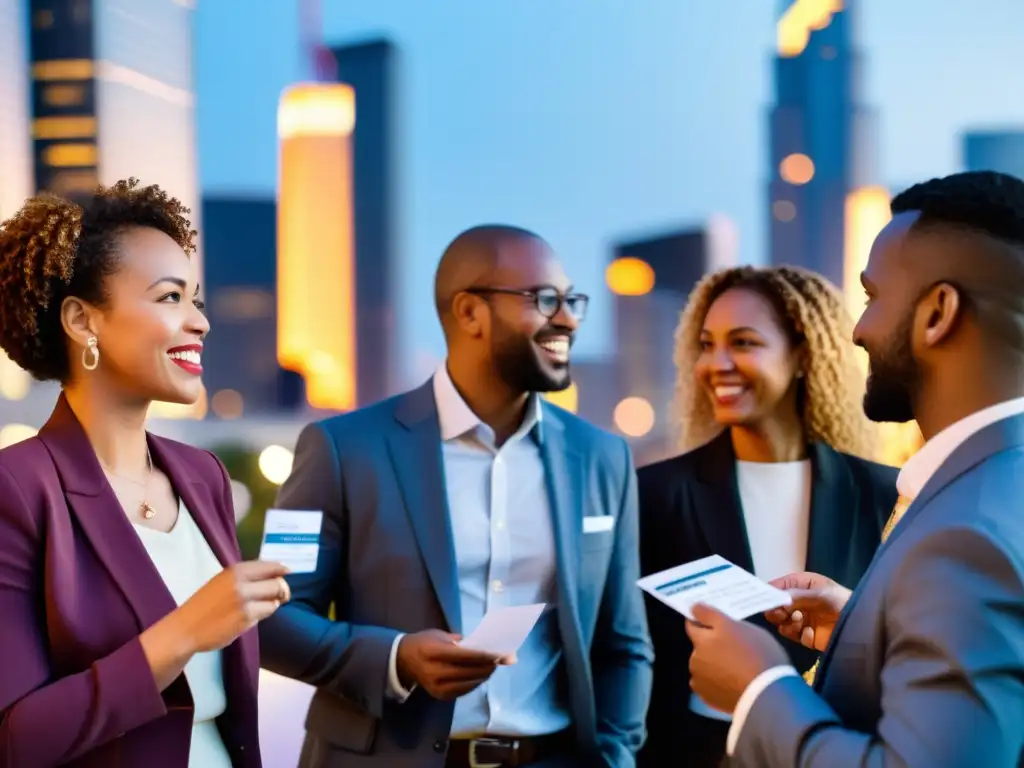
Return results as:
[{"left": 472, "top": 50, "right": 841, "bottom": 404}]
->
[
  {"left": 862, "top": 312, "right": 918, "bottom": 423},
  {"left": 492, "top": 323, "right": 571, "bottom": 394}
]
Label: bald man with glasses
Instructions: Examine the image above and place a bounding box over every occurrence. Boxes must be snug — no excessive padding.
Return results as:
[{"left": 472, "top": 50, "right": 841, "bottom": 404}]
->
[{"left": 260, "top": 225, "right": 653, "bottom": 768}]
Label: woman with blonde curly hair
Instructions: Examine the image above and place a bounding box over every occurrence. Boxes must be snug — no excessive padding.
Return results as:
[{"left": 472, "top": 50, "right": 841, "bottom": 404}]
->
[{"left": 636, "top": 265, "right": 898, "bottom": 768}]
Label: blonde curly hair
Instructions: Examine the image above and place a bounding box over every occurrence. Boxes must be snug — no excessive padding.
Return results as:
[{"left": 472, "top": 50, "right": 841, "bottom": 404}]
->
[{"left": 671, "top": 265, "right": 879, "bottom": 459}]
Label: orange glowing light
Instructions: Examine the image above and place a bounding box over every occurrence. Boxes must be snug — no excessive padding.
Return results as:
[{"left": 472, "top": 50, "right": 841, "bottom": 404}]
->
[
  {"left": 613, "top": 396, "right": 655, "bottom": 438},
  {"left": 277, "top": 83, "right": 357, "bottom": 411},
  {"left": 778, "top": 0, "right": 843, "bottom": 58},
  {"left": 606, "top": 257, "right": 655, "bottom": 296},
  {"left": 843, "top": 186, "right": 891, "bottom": 325},
  {"left": 779, "top": 153, "right": 815, "bottom": 185}
]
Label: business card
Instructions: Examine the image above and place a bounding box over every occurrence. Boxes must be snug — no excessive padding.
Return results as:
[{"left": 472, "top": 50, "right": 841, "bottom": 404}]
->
[
  {"left": 637, "top": 554, "right": 791, "bottom": 621},
  {"left": 259, "top": 508, "right": 324, "bottom": 574}
]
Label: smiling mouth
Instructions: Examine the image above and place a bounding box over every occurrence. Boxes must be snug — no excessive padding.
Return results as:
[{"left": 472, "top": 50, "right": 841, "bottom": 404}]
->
[
  {"left": 712, "top": 384, "right": 747, "bottom": 404},
  {"left": 168, "top": 348, "right": 202, "bottom": 375},
  {"left": 537, "top": 336, "right": 571, "bottom": 365}
]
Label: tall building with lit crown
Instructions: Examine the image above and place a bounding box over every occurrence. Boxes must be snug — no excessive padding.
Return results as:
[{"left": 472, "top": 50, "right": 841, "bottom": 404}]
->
[
  {"left": 963, "top": 130, "right": 1024, "bottom": 179},
  {"left": 769, "top": 0, "right": 878, "bottom": 288},
  {"left": 27, "top": 0, "right": 204, "bottom": 419}
]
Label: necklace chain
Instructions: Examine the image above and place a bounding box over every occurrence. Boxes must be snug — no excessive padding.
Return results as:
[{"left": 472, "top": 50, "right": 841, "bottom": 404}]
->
[{"left": 100, "top": 446, "right": 157, "bottom": 520}]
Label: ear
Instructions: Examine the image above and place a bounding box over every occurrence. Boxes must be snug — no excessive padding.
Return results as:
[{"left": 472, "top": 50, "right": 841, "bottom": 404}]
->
[
  {"left": 60, "top": 296, "right": 99, "bottom": 349},
  {"left": 919, "top": 282, "right": 962, "bottom": 348},
  {"left": 450, "top": 292, "right": 487, "bottom": 338}
]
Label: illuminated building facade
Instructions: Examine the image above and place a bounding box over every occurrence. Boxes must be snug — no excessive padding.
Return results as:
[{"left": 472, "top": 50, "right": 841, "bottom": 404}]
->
[
  {"left": 330, "top": 39, "right": 398, "bottom": 406},
  {"left": 769, "top": 0, "right": 878, "bottom": 289},
  {"left": 277, "top": 83, "right": 357, "bottom": 412},
  {"left": 963, "top": 130, "right": 1024, "bottom": 179},
  {"left": 28, "top": 0, "right": 203, "bottom": 419},
  {"left": 608, "top": 222, "right": 737, "bottom": 461}
]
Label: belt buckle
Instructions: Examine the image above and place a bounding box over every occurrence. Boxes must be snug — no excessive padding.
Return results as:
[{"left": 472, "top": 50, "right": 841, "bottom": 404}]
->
[{"left": 468, "top": 737, "right": 517, "bottom": 768}]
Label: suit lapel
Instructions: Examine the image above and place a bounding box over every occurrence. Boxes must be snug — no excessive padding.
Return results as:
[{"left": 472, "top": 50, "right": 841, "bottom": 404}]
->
[
  {"left": 691, "top": 432, "right": 755, "bottom": 572},
  {"left": 38, "top": 395, "right": 178, "bottom": 631},
  {"left": 816, "top": 412, "right": 1024, "bottom": 686},
  {"left": 537, "top": 410, "right": 584, "bottom": 627},
  {"left": 388, "top": 381, "right": 462, "bottom": 633},
  {"left": 803, "top": 442, "right": 856, "bottom": 581}
]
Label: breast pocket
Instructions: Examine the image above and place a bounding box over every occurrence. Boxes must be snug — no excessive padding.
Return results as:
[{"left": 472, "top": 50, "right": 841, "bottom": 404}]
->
[{"left": 581, "top": 514, "right": 616, "bottom": 552}]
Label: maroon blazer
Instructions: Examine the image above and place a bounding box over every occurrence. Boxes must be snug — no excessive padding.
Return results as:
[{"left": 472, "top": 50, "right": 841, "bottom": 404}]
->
[{"left": 0, "top": 396, "right": 261, "bottom": 768}]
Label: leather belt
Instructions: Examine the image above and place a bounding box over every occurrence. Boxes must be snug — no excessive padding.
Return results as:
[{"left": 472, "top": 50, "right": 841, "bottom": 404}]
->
[{"left": 445, "top": 730, "right": 572, "bottom": 767}]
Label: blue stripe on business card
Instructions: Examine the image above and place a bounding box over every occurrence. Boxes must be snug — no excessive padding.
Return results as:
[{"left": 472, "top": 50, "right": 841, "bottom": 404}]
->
[
  {"left": 263, "top": 533, "right": 320, "bottom": 545},
  {"left": 654, "top": 563, "right": 731, "bottom": 593}
]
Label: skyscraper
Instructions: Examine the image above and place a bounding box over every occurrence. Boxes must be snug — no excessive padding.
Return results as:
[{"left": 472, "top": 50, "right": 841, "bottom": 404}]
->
[
  {"left": 769, "top": 0, "right": 877, "bottom": 288},
  {"left": 202, "top": 196, "right": 306, "bottom": 418},
  {"left": 0, "top": 0, "right": 35, "bottom": 407},
  {"left": 27, "top": 0, "right": 203, "bottom": 418},
  {"left": 330, "top": 39, "right": 399, "bottom": 406},
  {"left": 963, "top": 130, "right": 1024, "bottom": 179},
  {"left": 607, "top": 220, "right": 737, "bottom": 462},
  {"left": 0, "top": 0, "right": 32, "bottom": 220}
]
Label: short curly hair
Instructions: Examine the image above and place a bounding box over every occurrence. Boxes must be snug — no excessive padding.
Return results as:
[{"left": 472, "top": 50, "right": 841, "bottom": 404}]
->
[
  {"left": 0, "top": 178, "right": 196, "bottom": 382},
  {"left": 671, "top": 265, "right": 879, "bottom": 459}
]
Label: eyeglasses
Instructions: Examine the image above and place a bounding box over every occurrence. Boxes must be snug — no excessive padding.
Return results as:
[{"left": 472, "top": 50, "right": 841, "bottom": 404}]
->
[{"left": 464, "top": 286, "right": 589, "bottom": 321}]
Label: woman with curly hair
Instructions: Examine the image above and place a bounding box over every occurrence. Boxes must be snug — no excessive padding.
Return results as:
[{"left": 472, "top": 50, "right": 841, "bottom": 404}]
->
[
  {"left": 0, "top": 180, "right": 289, "bottom": 767},
  {"left": 636, "top": 265, "right": 898, "bottom": 768}
]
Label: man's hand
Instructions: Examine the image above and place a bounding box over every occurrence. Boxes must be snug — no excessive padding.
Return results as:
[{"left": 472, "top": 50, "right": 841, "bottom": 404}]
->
[
  {"left": 686, "top": 603, "right": 790, "bottom": 714},
  {"left": 764, "top": 571, "right": 852, "bottom": 651},
  {"left": 395, "top": 629, "right": 512, "bottom": 701}
]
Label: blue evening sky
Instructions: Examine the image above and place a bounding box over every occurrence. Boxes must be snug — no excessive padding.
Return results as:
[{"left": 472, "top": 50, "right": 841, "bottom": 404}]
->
[{"left": 194, "top": 0, "right": 1024, "bottom": 383}]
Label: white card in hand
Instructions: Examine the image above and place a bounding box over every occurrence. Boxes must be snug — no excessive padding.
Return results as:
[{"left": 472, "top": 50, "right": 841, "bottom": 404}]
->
[
  {"left": 259, "top": 509, "right": 323, "bottom": 574},
  {"left": 637, "top": 554, "right": 791, "bottom": 621},
  {"left": 459, "top": 603, "right": 546, "bottom": 656}
]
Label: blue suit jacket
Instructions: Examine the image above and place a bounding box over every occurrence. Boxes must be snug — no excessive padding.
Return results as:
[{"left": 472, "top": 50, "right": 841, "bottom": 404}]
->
[{"left": 259, "top": 379, "right": 653, "bottom": 767}]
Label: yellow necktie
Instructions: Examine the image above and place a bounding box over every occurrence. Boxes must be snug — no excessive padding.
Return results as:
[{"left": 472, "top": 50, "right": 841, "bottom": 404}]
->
[{"left": 802, "top": 495, "right": 913, "bottom": 685}]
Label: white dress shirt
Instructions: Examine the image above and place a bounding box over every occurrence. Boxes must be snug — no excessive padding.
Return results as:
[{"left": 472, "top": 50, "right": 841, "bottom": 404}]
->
[
  {"left": 691, "top": 459, "right": 811, "bottom": 722},
  {"left": 725, "top": 396, "right": 1024, "bottom": 755},
  {"left": 134, "top": 502, "right": 231, "bottom": 768},
  {"left": 385, "top": 363, "right": 572, "bottom": 737}
]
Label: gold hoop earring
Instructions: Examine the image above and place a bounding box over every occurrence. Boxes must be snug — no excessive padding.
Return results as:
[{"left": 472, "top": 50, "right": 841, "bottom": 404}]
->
[{"left": 82, "top": 336, "right": 99, "bottom": 371}]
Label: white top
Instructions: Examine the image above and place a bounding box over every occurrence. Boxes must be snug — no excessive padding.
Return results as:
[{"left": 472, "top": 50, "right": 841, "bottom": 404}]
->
[
  {"left": 690, "top": 459, "right": 812, "bottom": 722},
  {"left": 726, "top": 395, "right": 1024, "bottom": 756},
  {"left": 134, "top": 501, "right": 232, "bottom": 768}
]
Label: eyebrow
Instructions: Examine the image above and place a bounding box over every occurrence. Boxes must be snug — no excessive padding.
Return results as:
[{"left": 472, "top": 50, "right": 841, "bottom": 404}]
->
[
  {"left": 148, "top": 277, "right": 200, "bottom": 295},
  {"left": 700, "top": 326, "right": 762, "bottom": 336}
]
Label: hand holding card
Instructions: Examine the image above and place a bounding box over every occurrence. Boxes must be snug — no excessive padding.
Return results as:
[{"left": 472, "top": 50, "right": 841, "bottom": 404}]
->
[{"left": 259, "top": 509, "right": 324, "bottom": 574}]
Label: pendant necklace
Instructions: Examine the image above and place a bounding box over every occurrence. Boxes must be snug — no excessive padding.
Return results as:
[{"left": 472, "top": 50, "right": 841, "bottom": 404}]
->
[{"left": 101, "top": 446, "right": 156, "bottom": 520}]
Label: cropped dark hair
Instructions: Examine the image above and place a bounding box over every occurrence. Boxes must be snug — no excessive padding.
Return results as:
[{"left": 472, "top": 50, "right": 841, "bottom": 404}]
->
[
  {"left": 891, "top": 170, "right": 1024, "bottom": 246},
  {"left": 0, "top": 178, "right": 196, "bottom": 382}
]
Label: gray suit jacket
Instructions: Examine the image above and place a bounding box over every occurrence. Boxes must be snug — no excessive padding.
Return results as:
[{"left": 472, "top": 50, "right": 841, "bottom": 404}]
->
[
  {"left": 259, "top": 379, "right": 653, "bottom": 767},
  {"left": 733, "top": 413, "right": 1024, "bottom": 767}
]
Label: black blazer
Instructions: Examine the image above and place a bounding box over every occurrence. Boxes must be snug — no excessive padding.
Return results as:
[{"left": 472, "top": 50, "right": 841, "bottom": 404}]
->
[{"left": 636, "top": 430, "right": 898, "bottom": 767}]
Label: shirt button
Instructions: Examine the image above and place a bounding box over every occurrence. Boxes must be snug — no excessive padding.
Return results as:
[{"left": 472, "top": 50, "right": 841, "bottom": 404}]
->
[
  {"left": 495, "top": 519, "right": 506, "bottom": 530},
  {"left": 433, "top": 740, "right": 447, "bottom": 753},
  {"left": 491, "top": 580, "right": 503, "bottom": 593},
  {"left": 493, "top": 702, "right": 502, "bottom": 713}
]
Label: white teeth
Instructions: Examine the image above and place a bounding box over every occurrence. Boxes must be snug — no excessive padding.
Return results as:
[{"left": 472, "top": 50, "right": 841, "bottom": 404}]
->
[
  {"left": 714, "top": 385, "right": 745, "bottom": 399},
  {"left": 169, "top": 350, "right": 201, "bottom": 365},
  {"left": 539, "top": 338, "right": 570, "bottom": 358}
]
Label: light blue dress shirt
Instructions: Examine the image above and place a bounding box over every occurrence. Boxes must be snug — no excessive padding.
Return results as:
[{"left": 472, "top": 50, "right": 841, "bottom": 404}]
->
[{"left": 387, "top": 364, "right": 572, "bottom": 738}]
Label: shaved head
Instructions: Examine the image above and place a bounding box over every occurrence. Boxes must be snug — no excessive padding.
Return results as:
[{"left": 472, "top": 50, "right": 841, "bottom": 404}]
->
[
  {"left": 433, "top": 223, "right": 582, "bottom": 395},
  {"left": 433, "top": 224, "right": 543, "bottom": 323}
]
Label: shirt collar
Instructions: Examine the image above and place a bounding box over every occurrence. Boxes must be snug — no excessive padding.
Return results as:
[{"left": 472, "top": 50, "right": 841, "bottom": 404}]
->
[
  {"left": 897, "top": 396, "right": 1024, "bottom": 499},
  {"left": 432, "top": 362, "right": 543, "bottom": 443}
]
